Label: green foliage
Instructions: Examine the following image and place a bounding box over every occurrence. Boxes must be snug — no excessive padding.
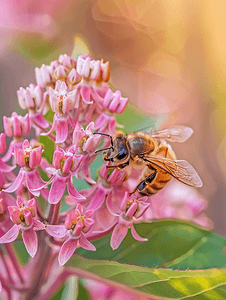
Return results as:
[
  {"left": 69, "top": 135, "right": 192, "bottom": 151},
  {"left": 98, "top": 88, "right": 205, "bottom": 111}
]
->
[
  {"left": 67, "top": 220, "right": 226, "bottom": 299},
  {"left": 77, "top": 220, "right": 226, "bottom": 270}
]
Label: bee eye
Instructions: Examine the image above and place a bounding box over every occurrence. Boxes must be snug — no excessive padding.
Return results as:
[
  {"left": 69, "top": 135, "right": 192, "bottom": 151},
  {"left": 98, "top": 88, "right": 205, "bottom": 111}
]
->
[{"left": 117, "top": 148, "right": 128, "bottom": 160}]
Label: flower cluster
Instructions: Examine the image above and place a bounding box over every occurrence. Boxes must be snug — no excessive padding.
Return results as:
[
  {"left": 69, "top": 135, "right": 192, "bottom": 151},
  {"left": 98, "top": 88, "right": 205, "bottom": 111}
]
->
[{"left": 0, "top": 54, "right": 211, "bottom": 298}]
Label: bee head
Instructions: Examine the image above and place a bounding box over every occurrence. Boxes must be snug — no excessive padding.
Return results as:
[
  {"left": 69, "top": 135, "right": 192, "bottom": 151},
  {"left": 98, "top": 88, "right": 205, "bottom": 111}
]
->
[{"left": 104, "top": 136, "right": 129, "bottom": 162}]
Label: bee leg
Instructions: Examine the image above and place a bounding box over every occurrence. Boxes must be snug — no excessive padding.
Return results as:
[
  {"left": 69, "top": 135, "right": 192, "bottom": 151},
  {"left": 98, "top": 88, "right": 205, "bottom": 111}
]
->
[
  {"left": 106, "top": 165, "right": 118, "bottom": 170},
  {"left": 129, "top": 167, "right": 158, "bottom": 196},
  {"left": 106, "top": 162, "right": 129, "bottom": 169}
]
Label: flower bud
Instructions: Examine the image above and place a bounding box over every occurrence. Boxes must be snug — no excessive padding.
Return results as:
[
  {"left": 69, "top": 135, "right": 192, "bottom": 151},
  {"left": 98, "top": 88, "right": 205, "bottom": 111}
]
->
[
  {"left": 54, "top": 65, "right": 68, "bottom": 81},
  {"left": 58, "top": 54, "right": 76, "bottom": 69},
  {"left": 67, "top": 68, "right": 81, "bottom": 85}
]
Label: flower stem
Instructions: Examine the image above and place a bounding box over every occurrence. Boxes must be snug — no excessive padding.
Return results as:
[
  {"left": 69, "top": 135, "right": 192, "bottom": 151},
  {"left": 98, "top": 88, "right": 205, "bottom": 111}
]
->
[
  {"left": 50, "top": 201, "right": 61, "bottom": 225},
  {"left": 0, "top": 248, "right": 14, "bottom": 285},
  {"left": 4, "top": 244, "right": 24, "bottom": 284}
]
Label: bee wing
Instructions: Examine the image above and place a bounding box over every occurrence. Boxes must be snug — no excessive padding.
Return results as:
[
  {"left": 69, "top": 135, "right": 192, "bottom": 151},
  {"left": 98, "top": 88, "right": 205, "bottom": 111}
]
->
[
  {"left": 147, "top": 126, "right": 193, "bottom": 143},
  {"left": 142, "top": 154, "right": 203, "bottom": 187}
]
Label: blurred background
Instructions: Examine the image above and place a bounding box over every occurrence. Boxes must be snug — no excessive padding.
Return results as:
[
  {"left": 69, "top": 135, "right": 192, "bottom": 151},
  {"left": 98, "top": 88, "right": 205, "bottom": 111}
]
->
[{"left": 0, "top": 0, "right": 226, "bottom": 235}]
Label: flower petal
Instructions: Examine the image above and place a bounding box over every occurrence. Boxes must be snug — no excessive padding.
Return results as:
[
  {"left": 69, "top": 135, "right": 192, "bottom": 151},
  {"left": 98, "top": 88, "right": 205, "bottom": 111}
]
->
[
  {"left": 110, "top": 223, "right": 128, "bottom": 250},
  {"left": 49, "top": 174, "right": 67, "bottom": 204},
  {"left": 33, "top": 112, "right": 49, "bottom": 128},
  {"left": 46, "top": 225, "right": 67, "bottom": 238},
  {"left": 58, "top": 238, "right": 78, "bottom": 266},
  {"left": 87, "top": 187, "right": 106, "bottom": 211},
  {"left": 79, "top": 233, "right": 96, "bottom": 251},
  {"left": 55, "top": 118, "right": 68, "bottom": 144},
  {"left": 3, "top": 169, "right": 25, "bottom": 193},
  {"left": 0, "top": 158, "right": 16, "bottom": 173},
  {"left": 67, "top": 178, "right": 86, "bottom": 201},
  {"left": 130, "top": 224, "right": 148, "bottom": 242},
  {"left": 25, "top": 169, "right": 46, "bottom": 197},
  {"left": 22, "top": 228, "right": 38, "bottom": 257},
  {"left": 0, "top": 224, "right": 19, "bottom": 243}
]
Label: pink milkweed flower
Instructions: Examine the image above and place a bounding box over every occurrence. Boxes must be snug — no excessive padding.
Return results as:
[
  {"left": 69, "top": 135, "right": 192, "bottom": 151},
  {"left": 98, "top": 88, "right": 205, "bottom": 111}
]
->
[
  {"left": 0, "top": 197, "right": 42, "bottom": 257},
  {"left": 3, "top": 140, "right": 47, "bottom": 198},
  {"left": 2, "top": 112, "right": 31, "bottom": 163},
  {"left": 77, "top": 55, "right": 110, "bottom": 82},
  {"left": 37, "top": 146, "right": 85, "bottom": 204},
  {"left": 3, "top": 112, "right": 31, "bottom": 138},
  {"left": 57, "top": 204, "right": 96, "bottom": 266},
  {"left": 17, "top": 84, "right": 49, "bottom": 133},
  {"left": 14, "top": 139, "right": 43, "bottom": 169},
  {"left": 49, "top": 80, "right": 78, "bottom": 114},
  {"left": 107, "top": 191, "right": 150, "bottom": 250},
  {"left": 35, "top": 64, "right": 52, "bottom": 88},
  {"left": 73, "top": 121, "right": 101, "bottom": 153},
  {"left": 42, "top": 80, "right": 78, "bottom": 143},
  {"left": 73, "top": 162, "right": 127, "bottom": 211},
  {"left": 102, "top": 89, "right": 128, "bottom": 114},
  {"left": 17, "top": 84, "right": 42, "bottom": 111},
  {"left": 71, "top": 121, "right": 101, "bottom": 184}
]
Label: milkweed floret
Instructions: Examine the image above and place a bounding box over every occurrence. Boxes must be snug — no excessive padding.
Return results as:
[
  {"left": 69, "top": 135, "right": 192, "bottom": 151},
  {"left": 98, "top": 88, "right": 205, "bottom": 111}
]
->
[{"left": 58, "top": 204, "right": 95, "bottom": 266}]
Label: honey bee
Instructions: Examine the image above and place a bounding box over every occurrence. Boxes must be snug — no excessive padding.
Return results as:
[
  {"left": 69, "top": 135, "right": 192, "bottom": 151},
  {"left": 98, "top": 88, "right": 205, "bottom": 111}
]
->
[{"left": 95, "top": 126, "right": 203, "bottom": 195}]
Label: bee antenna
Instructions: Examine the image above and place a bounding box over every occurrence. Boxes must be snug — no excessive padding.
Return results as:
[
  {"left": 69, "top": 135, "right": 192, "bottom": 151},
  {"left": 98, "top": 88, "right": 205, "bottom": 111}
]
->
[
  {"left": 95, "top": 146, "right": 114, "bottom": 154},
  {"left": 93, "top": 132, "right": 113, "bottom": 147}
]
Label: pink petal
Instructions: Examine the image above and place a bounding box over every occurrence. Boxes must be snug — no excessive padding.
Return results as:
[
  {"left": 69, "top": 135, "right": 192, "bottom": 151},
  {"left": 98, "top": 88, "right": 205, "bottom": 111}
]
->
[
  {"left": 79, "top": 233, "right": 96, "bottom": 251},
  {"left": 56, "top": 118, "right": 68, "bottom": 144},
  {"left": 134, "top": 201, "right": 150, "bottom": 219},
  {"left": 41, "top": 115, "right": 56, "bottom": 137},
  {"left": 58, "top": 238, "right": 78, "bottom": 266},
  {"left": 49, "top": 174, "right": 67, "bottom": 204},
  {"left": 80, "top": 85, "right": 93, "bottom": 104},
  {"left": 22, "top": 228, "right": 38, "bottom": 257},
  {"left": 0, "top": 224, "right": 19, "bottom": 243},
  {"left": 86, "top": 122, "right": 94, "bottom": 132},
  {"left": 67, "top": 179, "right": 86, "bottom": 201},
  {"left": 3, "top": 169, "right": 24, "bottom": 193},
  {"left": 81, "top": 157, "right": 96, "bottom": 185},
  {"left": 33, "top": 219, "right": 45, "bottom": 231},
  {"left": 25, "top": 170, "right": 46, "bottom": 197},
  {"left": 106, "top": 193, "right": 120, "bottom": 216},
  {"left": 46, "top": 225, "right": 67, "bottom": 238},
  {"left": 0, "top": 158, "right": 16, "bottom": 173},
  {"left": 130, "top": 224, "right": 148, "bottom": 242},
  {"left": 87, "top": 187, "right": 106, "bottom": 211},
  {"left": 1, "top": 141, "right": 14, "bottom": 162},
  {"left": 110, "top": 223, "right": 128, "bottom": 250},
  {"left": 33, "top": 112, "right": 49, "bottom": 128},
  {"left": 125, "top": 202, "right": 138, "bottom": 218}
]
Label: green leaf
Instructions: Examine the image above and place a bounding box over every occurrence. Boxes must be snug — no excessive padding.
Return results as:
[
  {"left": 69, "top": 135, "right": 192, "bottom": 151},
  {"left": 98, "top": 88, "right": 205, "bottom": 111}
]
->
[
  {"left": 67, "top": 255, "right": 226, "bottom": 300},
  {"left": 76, "top": 220, "right": 226, "bottom": 270}
]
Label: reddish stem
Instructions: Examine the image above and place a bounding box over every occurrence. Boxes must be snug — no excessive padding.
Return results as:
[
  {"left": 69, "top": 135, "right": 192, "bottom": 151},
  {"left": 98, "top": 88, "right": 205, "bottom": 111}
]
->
[{"left": 4, "top": 244, "right": 24, "bottom": 284}]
